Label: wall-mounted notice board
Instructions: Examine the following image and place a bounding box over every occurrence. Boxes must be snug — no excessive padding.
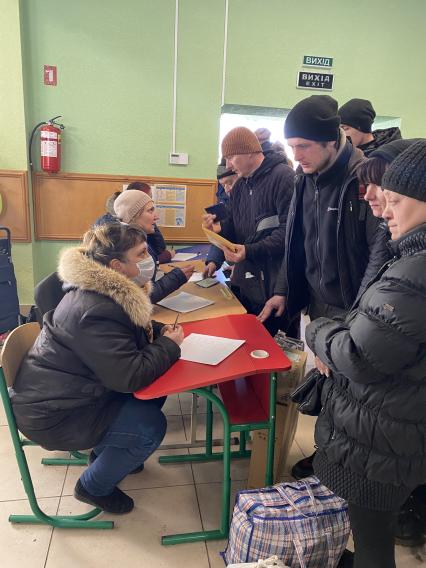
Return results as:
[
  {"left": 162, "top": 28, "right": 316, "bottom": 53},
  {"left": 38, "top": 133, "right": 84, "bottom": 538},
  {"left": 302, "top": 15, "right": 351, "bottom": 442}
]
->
[{"left": 33, "top": 172, "right": 217, "bottom": 242}]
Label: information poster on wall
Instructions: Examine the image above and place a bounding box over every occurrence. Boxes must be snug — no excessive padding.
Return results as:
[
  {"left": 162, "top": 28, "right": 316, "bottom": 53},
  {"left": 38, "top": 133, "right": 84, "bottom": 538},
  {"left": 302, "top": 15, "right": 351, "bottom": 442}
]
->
[{"left": 153, "top": 184, "right": 187, "bottom": 228}]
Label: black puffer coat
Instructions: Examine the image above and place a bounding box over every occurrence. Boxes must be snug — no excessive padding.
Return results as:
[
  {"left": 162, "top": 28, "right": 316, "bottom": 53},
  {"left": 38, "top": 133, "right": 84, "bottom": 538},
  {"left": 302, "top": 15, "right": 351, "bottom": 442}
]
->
[
  {"left": 219, "top": 153, "right": 295, "bottom": 305},
  {"left": 11, "top": 247, "right": 180, "bottom": 451},
  {"left": 306, "top": 224, "right": 426, "bottom": 510}
]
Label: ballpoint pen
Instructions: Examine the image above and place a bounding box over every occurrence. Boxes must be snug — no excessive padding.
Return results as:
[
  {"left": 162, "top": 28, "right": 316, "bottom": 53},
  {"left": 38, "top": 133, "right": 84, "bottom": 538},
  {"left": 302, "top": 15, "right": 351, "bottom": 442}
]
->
[{"left": 172, "top": 313, "right": 180, "bottom": 330}]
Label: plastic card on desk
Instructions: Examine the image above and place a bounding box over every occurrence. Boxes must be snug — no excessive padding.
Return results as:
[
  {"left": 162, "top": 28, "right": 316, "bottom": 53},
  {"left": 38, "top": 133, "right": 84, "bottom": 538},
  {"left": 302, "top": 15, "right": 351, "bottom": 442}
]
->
[
  {"left": 156, "top": 291, "right": 214, "bottom": 313},
  {"left": 172, "top": 252, "right": 198, "bottom": 261},
  {"left": 202, "top": 226, "right": 238, "bottom": 252},
  {"left": 180, "top": 333, "right": 245, "bottom": 365}
]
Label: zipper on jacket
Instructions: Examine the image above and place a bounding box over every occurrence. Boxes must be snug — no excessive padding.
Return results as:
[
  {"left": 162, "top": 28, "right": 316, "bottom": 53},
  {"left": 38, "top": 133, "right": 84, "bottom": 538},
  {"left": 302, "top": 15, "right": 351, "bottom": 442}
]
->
[
  {"left": 349, "top": 200, "right": 356, "bottom": 241},
  {"left": 314, "top": 182, "right": 323, "bottom": 296},
  {"left": 336, "top": 176, "right": 358, "bottom": 308}
]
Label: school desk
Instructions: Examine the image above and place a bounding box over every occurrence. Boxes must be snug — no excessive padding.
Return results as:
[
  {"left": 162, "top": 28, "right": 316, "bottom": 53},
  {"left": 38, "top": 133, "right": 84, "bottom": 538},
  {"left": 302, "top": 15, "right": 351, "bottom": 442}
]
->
[
  {"left": 153, "top": 263, "right": 245, "bottom": 324},
  {"left": 134, "top": 314, "right": 291, "bottom": 545}
]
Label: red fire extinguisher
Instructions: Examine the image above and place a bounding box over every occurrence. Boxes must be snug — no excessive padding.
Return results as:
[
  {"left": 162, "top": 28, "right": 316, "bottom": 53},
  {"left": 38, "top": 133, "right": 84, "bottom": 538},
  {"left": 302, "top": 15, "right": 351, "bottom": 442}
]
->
[
  {"left": 29, "top": 115, "right": 65, "bottom": 173},
  {"left": 40, "top": 122, "right": 62, "bottom": 173}
]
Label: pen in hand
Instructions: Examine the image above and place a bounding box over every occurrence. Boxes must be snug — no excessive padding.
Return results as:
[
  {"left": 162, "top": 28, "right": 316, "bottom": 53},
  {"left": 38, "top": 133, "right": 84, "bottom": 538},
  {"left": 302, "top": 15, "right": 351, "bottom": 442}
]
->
[{"left": 172, "top": 313, "right": 180, "bottom": 330}]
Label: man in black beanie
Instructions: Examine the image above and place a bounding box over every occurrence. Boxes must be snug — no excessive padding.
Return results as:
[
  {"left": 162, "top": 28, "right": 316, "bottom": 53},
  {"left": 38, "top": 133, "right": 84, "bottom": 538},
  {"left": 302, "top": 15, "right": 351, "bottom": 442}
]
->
[
  {"left": 259, "top": 94, "right": 389, "bottom": 479},
  {"left": 339, "top": 98, "right": 402, "bottom": 156}
]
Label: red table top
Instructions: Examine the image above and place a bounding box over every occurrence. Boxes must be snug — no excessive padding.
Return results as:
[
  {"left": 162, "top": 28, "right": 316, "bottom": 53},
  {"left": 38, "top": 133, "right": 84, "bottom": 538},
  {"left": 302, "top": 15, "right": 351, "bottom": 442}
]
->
[{"left": 134, "top": 314, "right": 292, "bottom": 400}]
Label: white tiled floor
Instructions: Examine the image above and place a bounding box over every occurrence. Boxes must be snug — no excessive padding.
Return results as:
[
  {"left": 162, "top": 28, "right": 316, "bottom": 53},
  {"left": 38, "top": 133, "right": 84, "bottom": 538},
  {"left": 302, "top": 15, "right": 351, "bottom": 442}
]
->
[{"left": 0, "top": 392, "right": 424, "bottom": 567}]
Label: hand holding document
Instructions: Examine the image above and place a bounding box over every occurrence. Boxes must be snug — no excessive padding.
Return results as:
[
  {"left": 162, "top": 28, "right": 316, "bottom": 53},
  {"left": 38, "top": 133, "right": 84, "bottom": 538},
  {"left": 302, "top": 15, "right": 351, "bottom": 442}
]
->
[
  {"left": 180, "top": 333, "right": 245, "bottom": 365},
  {"left": 202, "top": 226, "right": 238, "bottom": 253}
]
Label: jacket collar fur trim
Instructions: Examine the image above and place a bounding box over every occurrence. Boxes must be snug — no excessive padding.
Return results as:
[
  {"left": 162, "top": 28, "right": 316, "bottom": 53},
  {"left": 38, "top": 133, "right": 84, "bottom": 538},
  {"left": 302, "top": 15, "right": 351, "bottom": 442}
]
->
[{"left": 58, "top": 247, "right": 153, "bottom": 328}]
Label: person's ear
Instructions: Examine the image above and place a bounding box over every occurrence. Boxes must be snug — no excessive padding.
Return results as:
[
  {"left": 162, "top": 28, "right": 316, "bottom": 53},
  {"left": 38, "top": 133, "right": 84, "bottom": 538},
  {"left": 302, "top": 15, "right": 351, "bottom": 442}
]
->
[{"left": 109, "top": 258, "right": 125, "bottom": 274}]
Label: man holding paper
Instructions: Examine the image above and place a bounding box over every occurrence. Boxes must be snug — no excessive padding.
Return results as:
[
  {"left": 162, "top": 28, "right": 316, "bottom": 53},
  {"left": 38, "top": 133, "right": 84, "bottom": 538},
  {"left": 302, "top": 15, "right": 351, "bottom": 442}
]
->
[{"left": 203, "top": 126, "right": 296, "bottom": 336}]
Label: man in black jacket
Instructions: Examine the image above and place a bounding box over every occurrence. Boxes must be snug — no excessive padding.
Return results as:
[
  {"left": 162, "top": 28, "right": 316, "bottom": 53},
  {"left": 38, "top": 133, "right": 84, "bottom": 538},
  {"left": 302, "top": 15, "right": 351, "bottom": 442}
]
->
[
  {"left": 203, "top": 126, "right": 295, "bottom": 336},
  {"left": 338, "top": 98, "right": 402, "bottom": 156},
  {"left": 259, "top": 95, "right": 388, "bottom": 477}
]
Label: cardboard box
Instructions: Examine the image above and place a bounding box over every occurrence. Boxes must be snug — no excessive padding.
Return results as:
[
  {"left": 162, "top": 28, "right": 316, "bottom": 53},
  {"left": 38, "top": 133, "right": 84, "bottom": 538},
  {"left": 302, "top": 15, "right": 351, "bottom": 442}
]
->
[{"left": 247, "top": 348, "right": 308, "bottom": 489}]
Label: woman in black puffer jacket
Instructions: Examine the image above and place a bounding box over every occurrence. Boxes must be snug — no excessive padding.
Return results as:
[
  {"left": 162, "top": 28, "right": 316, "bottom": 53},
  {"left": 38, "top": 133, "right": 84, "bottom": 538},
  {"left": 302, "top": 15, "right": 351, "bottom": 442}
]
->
[
  {"left": 306, "top": 140, "right": 426, "bottom": 568},
  {"left": 12, "top": 224, "right": 183, "bottom": 515}
]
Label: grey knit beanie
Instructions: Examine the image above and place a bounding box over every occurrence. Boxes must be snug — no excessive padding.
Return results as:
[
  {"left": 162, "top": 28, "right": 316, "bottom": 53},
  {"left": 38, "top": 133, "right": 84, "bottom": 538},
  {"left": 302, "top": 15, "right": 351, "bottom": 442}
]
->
[{"left": 381, "top": 140, "right": 426, "bottom": 202}]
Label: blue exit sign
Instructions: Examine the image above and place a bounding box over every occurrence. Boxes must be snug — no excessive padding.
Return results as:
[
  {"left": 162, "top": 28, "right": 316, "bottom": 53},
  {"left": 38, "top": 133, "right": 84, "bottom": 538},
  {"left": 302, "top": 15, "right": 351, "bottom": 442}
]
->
[{"left": 303, "top": 55, "right": 333, "bottom": 68}]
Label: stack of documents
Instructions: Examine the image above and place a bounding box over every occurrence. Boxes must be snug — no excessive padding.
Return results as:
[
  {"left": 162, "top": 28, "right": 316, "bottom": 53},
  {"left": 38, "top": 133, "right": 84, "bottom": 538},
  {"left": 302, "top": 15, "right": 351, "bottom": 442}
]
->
[
  {"left": 172, "top": 252, "right": 199, "bottom": 261},
  {"left": 180, "top": 333, "right": 246, "bottom": 365},
  {"left": 156, "top": 291, "right": 213, "bottom": 313}
]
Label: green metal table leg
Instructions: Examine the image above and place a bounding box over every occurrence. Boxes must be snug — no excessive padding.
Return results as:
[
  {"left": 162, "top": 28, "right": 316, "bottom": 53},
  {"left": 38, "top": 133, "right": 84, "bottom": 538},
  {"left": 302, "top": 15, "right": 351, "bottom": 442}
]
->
[
  {"left": 159, "top": 447, "right": 251, "bottom": 464},
  {"left": 265, "top": 372, "right": 277, "bottom": 486},
  {"left": 161, "top": 387, "right": 232, "bottom": 544},
  {"left": 205, "top": 387, "right": 213, "bottom": 457},
  {"left": 239, "top": 430, "right": 246, "bottom": 453},
  {"left": 162, "top": 529, "right": 226, "bottom": 545}
]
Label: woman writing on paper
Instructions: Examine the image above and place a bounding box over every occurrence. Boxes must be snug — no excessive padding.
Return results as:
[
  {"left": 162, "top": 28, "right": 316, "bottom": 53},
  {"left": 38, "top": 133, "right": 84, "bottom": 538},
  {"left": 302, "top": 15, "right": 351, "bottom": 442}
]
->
[{"left": 11, "top": 224, "right": 184, "bottom": 515}]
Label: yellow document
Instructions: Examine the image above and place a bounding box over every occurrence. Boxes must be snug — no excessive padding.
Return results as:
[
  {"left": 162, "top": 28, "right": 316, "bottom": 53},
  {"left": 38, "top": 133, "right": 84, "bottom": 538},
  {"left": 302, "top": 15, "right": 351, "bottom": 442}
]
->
[{"left": 202, "top": 226, "right": 238, "bottom": 252}]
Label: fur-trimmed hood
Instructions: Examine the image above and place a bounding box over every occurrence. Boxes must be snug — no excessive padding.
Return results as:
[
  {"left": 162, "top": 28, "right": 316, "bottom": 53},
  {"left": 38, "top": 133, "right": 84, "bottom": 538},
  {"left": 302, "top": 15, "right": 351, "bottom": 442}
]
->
[{"left": 58, "top": 247, "right": 153, "bottom": 328}]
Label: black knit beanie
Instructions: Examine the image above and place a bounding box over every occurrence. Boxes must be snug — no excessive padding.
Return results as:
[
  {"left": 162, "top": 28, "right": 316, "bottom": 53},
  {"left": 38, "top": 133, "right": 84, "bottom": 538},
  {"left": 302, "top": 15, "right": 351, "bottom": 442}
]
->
[
  {"left": 370, "top": 138, "right": 421, "bottom": 164},
  {"left": 382, "top": 140, "right": 426, "bottom": 202},
  {"left": 338, "top": 98, "right": 376, "bottom": 133},
  {"left": 284, "top": 95, "right": 340, "bottom": 142}
]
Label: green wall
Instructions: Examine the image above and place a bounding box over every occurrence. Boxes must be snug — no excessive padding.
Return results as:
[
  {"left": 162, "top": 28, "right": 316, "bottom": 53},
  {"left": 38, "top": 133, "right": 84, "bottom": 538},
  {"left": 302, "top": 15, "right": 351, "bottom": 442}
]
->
[
  {"left": 225, "top": 0, "right": 426, "bottom": 135},
  {"left": 0, "top": 0, "right": 34, "bottom": 304},
  {"left": 0, "top": 0, "right": 27, "bottom": 169},
  {"left": 4, "top": 0, "right": 426, "bottom": 302}
]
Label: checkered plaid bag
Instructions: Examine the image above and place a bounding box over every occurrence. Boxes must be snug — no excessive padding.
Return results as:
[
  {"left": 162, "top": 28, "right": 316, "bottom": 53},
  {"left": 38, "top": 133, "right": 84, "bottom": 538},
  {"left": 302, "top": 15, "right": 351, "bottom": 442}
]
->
[{"left": 223, "top": 477, "right": 350, "bottom": 567}]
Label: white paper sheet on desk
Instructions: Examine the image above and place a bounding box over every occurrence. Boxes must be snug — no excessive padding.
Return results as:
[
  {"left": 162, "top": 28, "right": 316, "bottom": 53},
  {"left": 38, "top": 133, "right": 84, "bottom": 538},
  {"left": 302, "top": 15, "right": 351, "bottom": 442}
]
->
[
  {"left": 180, "top": 333, "right": 246, "bottom": 365},
  {"left": 156, "top": 291, "right": 214, "bottom": 313},
  {"left": 188, "top": 272, "right": 203, "bottom": 282},
  {"left": 172, "top": 252, "right": 198, "bottom": 261}
]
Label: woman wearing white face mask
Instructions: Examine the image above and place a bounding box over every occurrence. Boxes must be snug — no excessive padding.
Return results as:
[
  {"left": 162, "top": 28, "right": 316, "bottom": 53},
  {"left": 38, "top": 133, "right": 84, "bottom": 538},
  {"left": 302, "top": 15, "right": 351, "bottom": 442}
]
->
[
  {"left": 12, "top": 224, "right": 184, "bottom": 515},
  {"left": 114, "top": 190, "right": 194, "bottom": 303}
]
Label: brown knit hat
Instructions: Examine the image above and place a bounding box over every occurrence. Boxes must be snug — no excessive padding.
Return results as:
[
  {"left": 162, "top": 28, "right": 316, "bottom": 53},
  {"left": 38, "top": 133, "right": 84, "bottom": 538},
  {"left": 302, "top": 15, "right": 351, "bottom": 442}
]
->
[
  {"left": 114, "top": 190, "right": 153, "bottom": 223},
  {"left": 221, "top": 127, "right": 262, "bottom": 158}
]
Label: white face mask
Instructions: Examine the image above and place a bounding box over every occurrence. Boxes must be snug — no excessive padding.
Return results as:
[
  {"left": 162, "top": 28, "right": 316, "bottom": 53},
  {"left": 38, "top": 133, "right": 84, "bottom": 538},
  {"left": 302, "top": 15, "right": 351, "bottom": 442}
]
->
[{"left": 132, "top": 255, "right": 155, "bottom": 286}]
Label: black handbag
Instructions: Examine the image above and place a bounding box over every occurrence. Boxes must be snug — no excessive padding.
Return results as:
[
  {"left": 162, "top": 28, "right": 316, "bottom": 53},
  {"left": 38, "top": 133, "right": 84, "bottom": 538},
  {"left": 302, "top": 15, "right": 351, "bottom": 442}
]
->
[{"left": 290, "top": 368, "right": 326, "bottom": 416}]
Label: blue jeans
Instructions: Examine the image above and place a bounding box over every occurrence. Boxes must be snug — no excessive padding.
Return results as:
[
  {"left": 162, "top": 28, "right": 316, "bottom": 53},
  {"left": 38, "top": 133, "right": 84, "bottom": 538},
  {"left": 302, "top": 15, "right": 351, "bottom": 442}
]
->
[{"left": 80, "top": 395, "right": 167, "bottom": 496}]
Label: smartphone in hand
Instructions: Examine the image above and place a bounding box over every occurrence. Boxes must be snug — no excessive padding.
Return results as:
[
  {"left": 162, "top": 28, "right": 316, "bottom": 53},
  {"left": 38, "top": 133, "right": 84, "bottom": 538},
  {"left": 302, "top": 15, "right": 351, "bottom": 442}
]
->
[{"left": 204, "top": 202, "right": 228, "bottom": 222}]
